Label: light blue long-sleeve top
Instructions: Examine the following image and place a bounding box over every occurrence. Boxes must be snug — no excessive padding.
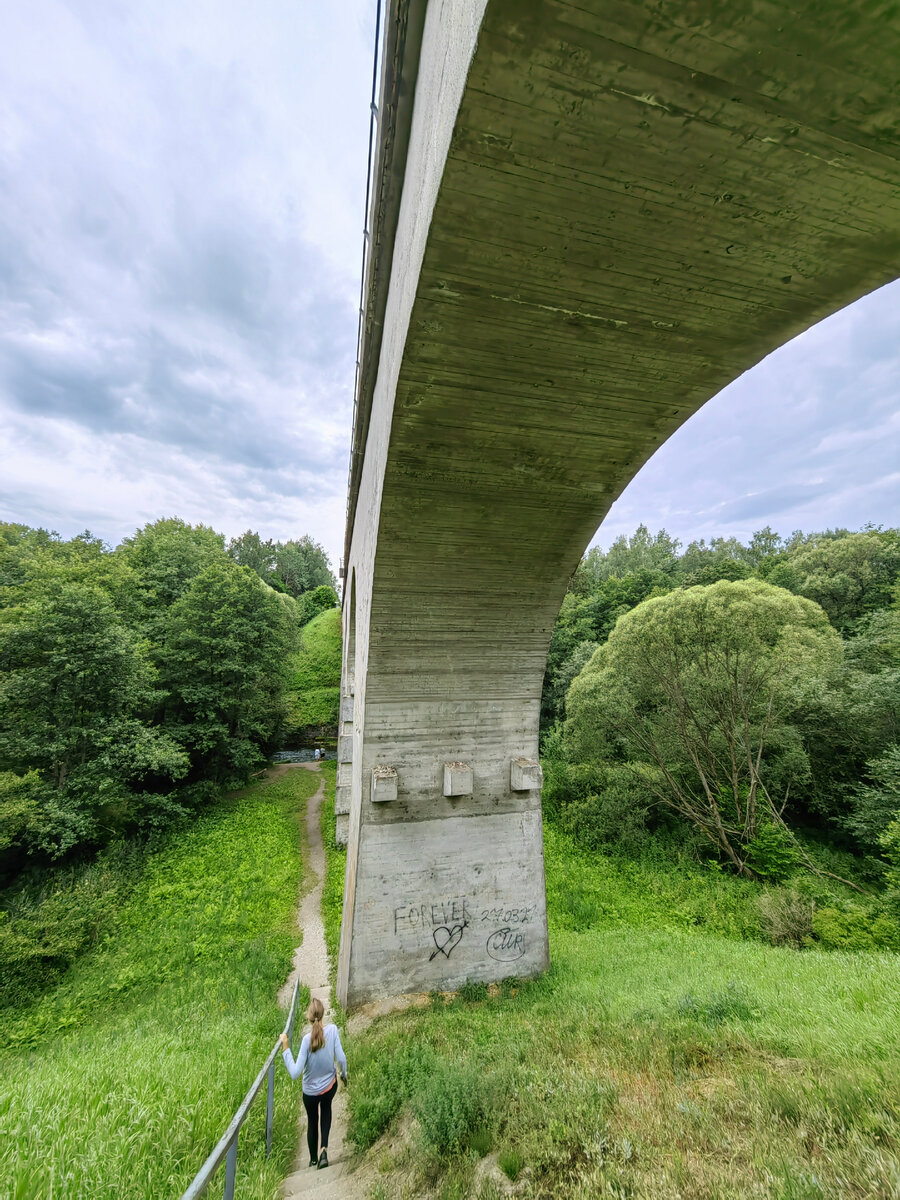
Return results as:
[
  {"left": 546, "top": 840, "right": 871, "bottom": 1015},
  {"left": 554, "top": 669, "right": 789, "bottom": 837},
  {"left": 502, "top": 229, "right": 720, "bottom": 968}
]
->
[{"left": 282, "top": 1024, "right": 347, "bottom": 1095}]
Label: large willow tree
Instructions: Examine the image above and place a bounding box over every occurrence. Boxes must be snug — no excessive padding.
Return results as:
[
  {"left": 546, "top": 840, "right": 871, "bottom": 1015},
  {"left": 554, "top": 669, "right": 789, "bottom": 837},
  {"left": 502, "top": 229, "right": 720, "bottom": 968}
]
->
[{"left": 566, "top": 580, "right": 842, "bottom": 876}]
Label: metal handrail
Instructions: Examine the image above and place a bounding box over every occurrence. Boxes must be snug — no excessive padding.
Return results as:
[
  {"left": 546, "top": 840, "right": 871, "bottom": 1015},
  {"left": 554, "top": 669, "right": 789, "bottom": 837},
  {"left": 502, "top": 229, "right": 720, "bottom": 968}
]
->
[{"left": 180, "top": 979, "right": 301, "bottom": 1200}]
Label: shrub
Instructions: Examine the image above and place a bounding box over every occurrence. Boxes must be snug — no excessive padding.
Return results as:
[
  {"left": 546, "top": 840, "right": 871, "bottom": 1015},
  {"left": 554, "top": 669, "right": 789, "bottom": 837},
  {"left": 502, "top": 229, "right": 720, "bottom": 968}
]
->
[
  {"left": 349, "top": 1040, "right": 436, "bottom": 1149},
  {"left": 412, "top": 1061, "right": 489, "bottom": 1156},
  {"left": 743, "top": 823, "right": 800, "bottom": 882},
  {"left": 675, "top": 980, "right": 757, "bottom": 1025},
  {"left": 757, "top": 889, "right": 816, "bottom": 948},
  {"left": 499, "top": 1148, "right": 524, "bottom": 1180},
  {"left": 563, "top": 785, "right": 650, "bottom": 853},
  {"left": 812, "top": 905, "right": 900, "bottom": 951},
  {"left": 295, "top": 585, "right": 338, "bottom": 627},
  {"left": 542, "top": 757, "right": 650, "bottom": 851},
  {"left": 540, "top": 754, "right": 605, "bottom": 822}
]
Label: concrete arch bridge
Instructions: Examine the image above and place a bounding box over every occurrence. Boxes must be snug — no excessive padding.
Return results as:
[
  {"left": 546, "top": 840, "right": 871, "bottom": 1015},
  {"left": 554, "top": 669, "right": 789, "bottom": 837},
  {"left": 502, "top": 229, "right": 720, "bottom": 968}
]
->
[{"left": 334, "top": 0, "right": 900, "bottom": 1009}]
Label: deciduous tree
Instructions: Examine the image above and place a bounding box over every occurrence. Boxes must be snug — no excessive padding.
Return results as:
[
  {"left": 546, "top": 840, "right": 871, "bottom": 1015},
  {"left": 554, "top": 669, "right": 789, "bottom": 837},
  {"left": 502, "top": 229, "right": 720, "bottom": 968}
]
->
[
  {"left": 0, "top": 584, "right": 186, "bottom": 857},
  {"left": 160, "top": 561, "right": 294, "bottom": 784},
  {"left": 566, "top": 580, "right": 842, "bottom": 875}
]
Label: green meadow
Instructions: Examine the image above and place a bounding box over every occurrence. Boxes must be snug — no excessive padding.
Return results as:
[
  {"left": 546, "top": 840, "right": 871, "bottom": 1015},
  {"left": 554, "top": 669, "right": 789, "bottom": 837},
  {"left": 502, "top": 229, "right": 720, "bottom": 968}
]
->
[
  {"left": 0, "top": 769, "right": 316, "bottom": 1200},
  {"left": 285, "top": 607, "right": 342, "bottom": 736},
  {"left": 343, "top": 822, "right": 900, "bottom": 1200}
]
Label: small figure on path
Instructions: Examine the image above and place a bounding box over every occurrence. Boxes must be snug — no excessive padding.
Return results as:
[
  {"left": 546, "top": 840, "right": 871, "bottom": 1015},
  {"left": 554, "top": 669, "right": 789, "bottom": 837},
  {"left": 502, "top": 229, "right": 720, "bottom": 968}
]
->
[
  {"left": 280, "top": 998, "right": 348, "bottom": 1170},
  {"left": 314, "top": 747, "right": 321, "bottom": 761}
]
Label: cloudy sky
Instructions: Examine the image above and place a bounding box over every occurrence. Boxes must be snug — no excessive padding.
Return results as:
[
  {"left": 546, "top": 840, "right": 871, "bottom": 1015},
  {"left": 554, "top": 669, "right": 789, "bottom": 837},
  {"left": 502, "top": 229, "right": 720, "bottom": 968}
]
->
[{"left": 1, "top": 1, "right": 897, "bottom": 572}]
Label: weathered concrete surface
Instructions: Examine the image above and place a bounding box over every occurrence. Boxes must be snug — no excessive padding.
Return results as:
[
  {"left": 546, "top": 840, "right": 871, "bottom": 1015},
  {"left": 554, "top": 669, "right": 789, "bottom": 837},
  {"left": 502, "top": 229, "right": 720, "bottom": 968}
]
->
[{"left": 338, "top": 0, "right": 900, "bottom": 1008}]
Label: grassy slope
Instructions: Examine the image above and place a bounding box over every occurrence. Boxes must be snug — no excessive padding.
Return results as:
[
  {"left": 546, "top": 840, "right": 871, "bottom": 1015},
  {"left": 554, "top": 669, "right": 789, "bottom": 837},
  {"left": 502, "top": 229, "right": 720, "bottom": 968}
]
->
[
  {"left": 334, "top": 822, "right": 900, "bottom": 1199},
  {"left": 285, "top": 607, "right": 341, "bottom": 733},
  {"left": 319, "top": 759, "right": 345, "bottom": 970},
  {"left": 0, "top": 768, "right": 317, "bottom": 1200},
  {"left": 543, "top": 824, "right": 886, "bottom": 946}
]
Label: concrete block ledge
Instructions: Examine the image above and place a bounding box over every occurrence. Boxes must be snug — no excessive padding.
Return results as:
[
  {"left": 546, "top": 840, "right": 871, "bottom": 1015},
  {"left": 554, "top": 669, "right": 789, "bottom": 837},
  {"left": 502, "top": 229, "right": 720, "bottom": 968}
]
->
[
  {"left": 371, "top": 765, "right": 399, "bottom": 803},
  {"left": 511, "top": 757, "right": 543, "bottom": 791},
  {"left": 443, "top": 761, "right": 473, "bottom": 796}
]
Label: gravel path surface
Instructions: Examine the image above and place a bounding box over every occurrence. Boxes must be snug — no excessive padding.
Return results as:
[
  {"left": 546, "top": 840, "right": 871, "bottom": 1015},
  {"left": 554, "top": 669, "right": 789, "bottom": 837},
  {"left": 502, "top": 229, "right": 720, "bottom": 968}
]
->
[{"left": 278, "top": 764, "right": 365, "bottom": 1200}]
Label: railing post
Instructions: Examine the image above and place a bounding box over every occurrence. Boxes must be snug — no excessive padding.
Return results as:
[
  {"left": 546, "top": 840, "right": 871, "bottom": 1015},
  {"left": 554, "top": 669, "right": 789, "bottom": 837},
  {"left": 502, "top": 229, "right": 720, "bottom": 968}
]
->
[
  {"left": 180, "top": 981, "right": 302, "bottom": 1198},
  {"left": 223, "top": 1134, "right": 238, "bottom": 1200},
  {"left": 288, "top": 981, "right": 298, "bottom": 1047},
  {"left": 265, "top": 1063, "right": 275, "bottom": 1157}
]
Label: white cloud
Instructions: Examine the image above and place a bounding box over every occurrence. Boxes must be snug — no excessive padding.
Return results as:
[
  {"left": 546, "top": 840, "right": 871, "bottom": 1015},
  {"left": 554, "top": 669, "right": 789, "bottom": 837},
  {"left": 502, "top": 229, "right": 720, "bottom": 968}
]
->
[
  {"left": 0, "top": 0, "right": 374, "bottom": 569},
  {"left": 0, "top": 1, "right": 897, "bottom": 572},
  {"left": 597, "top": 278, "right": 900, "bottom": 548}
]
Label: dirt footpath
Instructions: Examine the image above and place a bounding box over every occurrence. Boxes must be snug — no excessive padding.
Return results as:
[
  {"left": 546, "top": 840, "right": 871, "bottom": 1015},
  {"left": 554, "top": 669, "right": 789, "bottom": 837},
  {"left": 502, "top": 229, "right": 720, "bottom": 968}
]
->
[{"left": 278, "top": 764, "right": 365, "bottom": 1200}]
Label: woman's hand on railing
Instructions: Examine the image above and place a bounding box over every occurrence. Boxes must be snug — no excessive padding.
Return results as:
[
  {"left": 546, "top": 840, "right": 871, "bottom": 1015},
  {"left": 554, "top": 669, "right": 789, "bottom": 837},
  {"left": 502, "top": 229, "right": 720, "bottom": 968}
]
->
[{"left": 279, "top": 1033, "right": 289, "bottom": 1052}]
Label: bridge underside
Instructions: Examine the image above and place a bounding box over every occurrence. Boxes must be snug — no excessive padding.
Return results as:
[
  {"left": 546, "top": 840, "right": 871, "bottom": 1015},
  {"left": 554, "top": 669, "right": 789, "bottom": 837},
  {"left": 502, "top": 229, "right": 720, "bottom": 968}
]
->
[{"left": 336, "top": 0, "right": 900, "bottom": 1008}]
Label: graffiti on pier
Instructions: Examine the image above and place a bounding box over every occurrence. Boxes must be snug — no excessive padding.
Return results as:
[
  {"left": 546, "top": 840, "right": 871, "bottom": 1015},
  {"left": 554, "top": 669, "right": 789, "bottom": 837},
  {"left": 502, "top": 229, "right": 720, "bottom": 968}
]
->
[
  {"left": 486, "top": 927, "right": 526, "bottom": 961},
  {"left": 394, "top": 896, "right": 471, "bottom": 934},
  {"left": 391, "top": 892, "right": 538, "bottom": 963},
  {"left": 430, "top": 923, "right": 466, "bottom": 960}
]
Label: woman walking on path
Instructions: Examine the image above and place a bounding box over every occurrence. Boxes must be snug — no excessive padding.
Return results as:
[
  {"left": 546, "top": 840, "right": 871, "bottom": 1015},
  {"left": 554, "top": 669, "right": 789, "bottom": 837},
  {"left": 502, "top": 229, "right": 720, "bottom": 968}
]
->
[{"left": 280, "top": 998, "right": 348, "bottom": 1170}]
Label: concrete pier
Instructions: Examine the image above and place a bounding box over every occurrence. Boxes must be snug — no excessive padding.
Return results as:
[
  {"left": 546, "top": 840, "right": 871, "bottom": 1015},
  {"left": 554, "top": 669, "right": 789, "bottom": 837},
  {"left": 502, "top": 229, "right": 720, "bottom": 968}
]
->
[{"left": 336, "top": 0, "right": 900, "bottom": 1008}]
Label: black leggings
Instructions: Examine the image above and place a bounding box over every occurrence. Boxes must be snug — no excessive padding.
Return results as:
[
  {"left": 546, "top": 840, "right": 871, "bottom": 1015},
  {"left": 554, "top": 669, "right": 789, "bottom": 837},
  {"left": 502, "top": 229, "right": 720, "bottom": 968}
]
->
[{"left": 302, "top": 1078, "right": 337, "bottom": 1159}]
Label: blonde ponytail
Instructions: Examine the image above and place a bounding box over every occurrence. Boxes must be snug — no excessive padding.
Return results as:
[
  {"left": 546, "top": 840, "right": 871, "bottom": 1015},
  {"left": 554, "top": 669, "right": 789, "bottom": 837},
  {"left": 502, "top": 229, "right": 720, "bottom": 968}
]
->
[{"left": 308, "top": 997, "right": 325, "bottom": 1051}]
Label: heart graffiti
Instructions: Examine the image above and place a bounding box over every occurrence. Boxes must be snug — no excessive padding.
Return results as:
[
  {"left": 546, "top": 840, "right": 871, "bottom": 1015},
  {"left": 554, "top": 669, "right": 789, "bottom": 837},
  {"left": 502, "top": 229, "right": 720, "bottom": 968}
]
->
[{"left": 429, "top": 923, "right": 465, "bottom": 961}]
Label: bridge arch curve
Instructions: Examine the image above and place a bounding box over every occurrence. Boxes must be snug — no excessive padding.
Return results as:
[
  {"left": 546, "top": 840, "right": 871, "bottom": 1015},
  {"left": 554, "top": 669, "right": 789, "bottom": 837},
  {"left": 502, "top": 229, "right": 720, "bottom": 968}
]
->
[{"left": 337, "top": 0, "right": 900, "bottom": 1008}]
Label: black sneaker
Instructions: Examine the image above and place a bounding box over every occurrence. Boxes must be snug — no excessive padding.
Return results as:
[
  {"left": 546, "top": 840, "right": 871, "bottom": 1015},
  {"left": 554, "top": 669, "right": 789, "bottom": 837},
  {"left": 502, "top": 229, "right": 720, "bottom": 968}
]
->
[
  {"left": 309, "top": 1157, "right": 317, "bottom": 1168},
  {"left": 317, "top": 1149, "right": 329, "bottom": 1170}
]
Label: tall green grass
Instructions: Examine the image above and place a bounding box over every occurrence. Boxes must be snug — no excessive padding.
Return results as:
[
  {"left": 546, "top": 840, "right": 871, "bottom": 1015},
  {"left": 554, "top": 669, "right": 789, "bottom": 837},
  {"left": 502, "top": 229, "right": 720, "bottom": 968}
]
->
[
  {"left": 285, "top": 607, "right": 341, "bottom": 733},
  {"left": 544, "top": 821, "right": 765, "bottom": 939},
  {"left": 0, "top": 768, "right": 316, "bottom": 1200},
  {"left": 332, "top": 817, "right": 900, "bottom": 1198},
  {"left": 544, "top": 821, "right": 897, "bottom": 950},
  {"left": 348, "top": 931, "right": 900, "bottom": 1198},
  {"left": 318, "top": 760, "right": 346, "bottom": 968}
]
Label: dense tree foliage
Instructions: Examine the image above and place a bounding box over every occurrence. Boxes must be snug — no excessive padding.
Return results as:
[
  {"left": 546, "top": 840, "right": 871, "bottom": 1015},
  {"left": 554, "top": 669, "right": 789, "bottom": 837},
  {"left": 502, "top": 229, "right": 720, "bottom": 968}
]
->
[
  {"left": 228, "top": 530, "right": 335, "bottom": 597},
  {"left": 160, "top": 561, "right": 294, "bottom": 784},
  {"left": 0, "top": 518, "right": 336, "bottom": 878},
  {"left": 544, "top": 524, "right": 900, "bottom": 726},
  {"left": 546, "top": 523, "right": 900, "bottom": 891},
  {"left": 275, "top": 536, "right": 335, "bottom": 597},
  {"left": 0, "top": 584, "right": 186, "bottom": 857},
  {"left": 566, "top": 581, "right": 841, "bottom": 875}
]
